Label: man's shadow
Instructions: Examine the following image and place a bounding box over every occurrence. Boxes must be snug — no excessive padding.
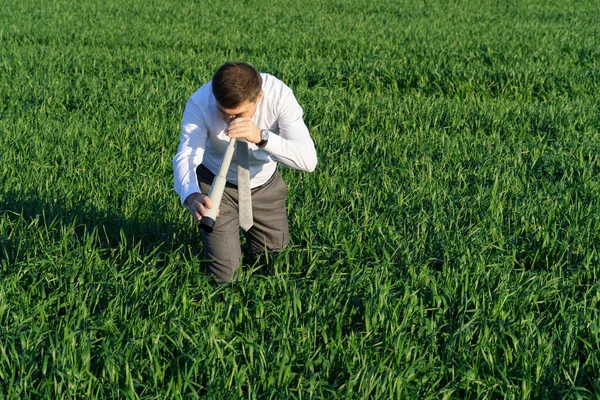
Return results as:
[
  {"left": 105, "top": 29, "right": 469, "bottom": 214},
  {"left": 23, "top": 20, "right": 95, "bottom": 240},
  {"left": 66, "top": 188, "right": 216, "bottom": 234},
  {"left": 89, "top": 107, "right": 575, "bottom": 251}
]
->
[
  {"left": 0, "top": 188, "right": 200, "bottom": 267},
  {"left": 1, "top": 188, "right": 295, "bottom": 286}
]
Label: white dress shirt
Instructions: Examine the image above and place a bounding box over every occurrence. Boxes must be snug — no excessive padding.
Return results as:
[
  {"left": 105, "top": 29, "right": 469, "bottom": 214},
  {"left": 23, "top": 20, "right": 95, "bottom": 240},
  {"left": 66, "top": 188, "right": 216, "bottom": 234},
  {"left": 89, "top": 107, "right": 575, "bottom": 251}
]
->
[{"left": 173, "top": 73, "right": 317, "bottom": 204}]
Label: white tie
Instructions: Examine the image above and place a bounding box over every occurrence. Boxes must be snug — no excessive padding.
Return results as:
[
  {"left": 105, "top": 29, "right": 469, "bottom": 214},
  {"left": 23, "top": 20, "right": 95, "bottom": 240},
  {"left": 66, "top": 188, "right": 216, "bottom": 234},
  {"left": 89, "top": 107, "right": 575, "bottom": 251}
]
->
[{"left": 236, "top": 140, "right": 253, "bottom": 231}]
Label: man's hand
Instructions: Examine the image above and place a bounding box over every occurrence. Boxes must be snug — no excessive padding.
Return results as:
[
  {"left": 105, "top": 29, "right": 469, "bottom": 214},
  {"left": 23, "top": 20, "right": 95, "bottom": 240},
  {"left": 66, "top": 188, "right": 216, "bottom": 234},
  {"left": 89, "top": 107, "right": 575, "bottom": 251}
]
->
[
  {"left": 225, "top": 117, "right": 261, "bottom": 144},
  {"left": 184, "top": 193, "right": 218, "bottom": 222}
]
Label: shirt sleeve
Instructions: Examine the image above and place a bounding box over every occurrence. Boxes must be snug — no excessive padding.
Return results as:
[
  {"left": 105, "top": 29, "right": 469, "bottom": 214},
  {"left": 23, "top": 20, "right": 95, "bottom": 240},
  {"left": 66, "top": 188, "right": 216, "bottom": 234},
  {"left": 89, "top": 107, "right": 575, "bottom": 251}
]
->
[
  {"left": 172, "top": 97, "right": 208, "bottom": 204},
  {"left": 261, "top": 88, "right": 317, "bottom": 172}
]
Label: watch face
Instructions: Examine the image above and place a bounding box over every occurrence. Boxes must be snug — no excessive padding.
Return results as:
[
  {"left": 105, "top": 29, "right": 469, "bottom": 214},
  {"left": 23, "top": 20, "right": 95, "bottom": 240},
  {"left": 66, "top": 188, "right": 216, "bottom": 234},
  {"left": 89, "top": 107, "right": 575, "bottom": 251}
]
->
[{"left": 261, "top": 130, "right": 269, "bottom": 141}]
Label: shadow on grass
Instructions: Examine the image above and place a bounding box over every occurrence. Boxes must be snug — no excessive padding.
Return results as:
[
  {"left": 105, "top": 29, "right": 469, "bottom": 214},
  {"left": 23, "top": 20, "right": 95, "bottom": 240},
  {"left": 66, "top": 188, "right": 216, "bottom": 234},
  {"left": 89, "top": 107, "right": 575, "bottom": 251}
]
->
[{"left": 0, "top": 188, "right": 201, "bottom": 264}]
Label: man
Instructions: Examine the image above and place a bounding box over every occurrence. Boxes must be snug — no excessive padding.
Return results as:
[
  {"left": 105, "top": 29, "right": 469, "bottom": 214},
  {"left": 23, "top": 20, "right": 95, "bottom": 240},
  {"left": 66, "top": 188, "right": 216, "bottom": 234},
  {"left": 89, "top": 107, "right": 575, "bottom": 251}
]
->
[{"left": 173, "top": 62, "right": 317, "bottom": 282}]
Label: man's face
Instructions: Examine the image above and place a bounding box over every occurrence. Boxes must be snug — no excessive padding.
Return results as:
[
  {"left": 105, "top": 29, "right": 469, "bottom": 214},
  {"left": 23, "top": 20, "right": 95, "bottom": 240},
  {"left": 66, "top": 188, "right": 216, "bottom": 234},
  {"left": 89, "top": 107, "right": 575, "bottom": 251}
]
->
[{"left": 216, "top": 91, "right": 263, "bottom": 124}]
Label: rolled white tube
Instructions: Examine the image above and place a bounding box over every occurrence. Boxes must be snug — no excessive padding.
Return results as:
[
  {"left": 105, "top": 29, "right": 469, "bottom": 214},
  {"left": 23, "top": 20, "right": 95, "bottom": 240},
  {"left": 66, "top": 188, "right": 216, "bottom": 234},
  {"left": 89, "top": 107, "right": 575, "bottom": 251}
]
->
[{"left": 199, "top": 138, "right": 237, "bottom": 232}]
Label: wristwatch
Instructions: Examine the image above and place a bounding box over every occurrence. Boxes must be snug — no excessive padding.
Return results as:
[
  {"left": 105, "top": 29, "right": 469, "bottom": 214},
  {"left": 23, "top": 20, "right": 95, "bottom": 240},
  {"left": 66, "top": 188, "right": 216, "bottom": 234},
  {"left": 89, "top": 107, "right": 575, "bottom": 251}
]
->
[{"left": 257, "top": 129, "right": 269, "bottom": 148}]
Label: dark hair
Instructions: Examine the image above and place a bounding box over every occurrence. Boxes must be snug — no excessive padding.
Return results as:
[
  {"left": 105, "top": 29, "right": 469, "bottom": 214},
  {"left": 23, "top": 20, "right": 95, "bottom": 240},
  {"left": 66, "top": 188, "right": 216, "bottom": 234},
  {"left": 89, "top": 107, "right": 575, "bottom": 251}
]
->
[{"left": 211, "top": 62, "right": 263, "bottom": 108}]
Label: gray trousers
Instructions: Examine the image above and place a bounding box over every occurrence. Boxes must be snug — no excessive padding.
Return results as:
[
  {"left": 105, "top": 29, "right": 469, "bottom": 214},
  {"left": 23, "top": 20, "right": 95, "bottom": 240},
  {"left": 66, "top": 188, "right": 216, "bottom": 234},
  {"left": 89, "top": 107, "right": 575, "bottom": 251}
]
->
[{"left": 197, "top": 164, "right": 290, "bottom": 282}]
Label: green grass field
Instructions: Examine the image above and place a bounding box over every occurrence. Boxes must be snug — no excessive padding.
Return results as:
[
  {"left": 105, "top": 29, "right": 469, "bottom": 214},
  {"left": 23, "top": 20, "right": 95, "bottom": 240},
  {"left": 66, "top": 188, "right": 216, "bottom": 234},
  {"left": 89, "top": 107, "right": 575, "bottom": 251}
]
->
[{"left": 1, "top": 0, "right": 599, "bottom": 397}]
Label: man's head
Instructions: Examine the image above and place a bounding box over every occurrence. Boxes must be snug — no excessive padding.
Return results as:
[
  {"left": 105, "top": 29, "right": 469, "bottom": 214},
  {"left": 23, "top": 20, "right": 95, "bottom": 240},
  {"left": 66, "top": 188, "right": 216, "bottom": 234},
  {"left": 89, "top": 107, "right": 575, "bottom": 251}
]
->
[{"left": 212, "top": 62, "right": 263, "bottom": 122}]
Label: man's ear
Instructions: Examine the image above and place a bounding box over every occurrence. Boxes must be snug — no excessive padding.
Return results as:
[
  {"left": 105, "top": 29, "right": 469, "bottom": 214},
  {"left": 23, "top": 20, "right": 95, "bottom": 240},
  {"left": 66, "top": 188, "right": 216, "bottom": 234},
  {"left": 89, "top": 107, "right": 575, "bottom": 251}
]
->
[{"left": 256, "top": 90, "right": 264, "bottom": 103}]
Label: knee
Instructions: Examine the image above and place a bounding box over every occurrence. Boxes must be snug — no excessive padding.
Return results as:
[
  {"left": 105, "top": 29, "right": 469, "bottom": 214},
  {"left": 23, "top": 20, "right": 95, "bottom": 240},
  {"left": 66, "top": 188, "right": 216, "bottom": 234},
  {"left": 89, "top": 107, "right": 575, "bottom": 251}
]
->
[
  {"left": 206, "top": 258, "right": 240, "bottom": 283},
  {"left": 201, "top": 229, "right": 241, "bottom": 283}
]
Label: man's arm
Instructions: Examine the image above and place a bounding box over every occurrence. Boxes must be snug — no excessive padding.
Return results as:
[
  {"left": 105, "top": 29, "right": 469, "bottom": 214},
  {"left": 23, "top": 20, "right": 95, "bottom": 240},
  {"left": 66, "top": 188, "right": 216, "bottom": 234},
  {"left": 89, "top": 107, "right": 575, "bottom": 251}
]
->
[
  {"left": 173, "top": 98, "right": 220, "bottom": 222},
  {"left": 262, "top": 88, "right": 317, "bottom": 172},
  {"left": 172, "top": 97, "right": 208, "bottom": 205}
]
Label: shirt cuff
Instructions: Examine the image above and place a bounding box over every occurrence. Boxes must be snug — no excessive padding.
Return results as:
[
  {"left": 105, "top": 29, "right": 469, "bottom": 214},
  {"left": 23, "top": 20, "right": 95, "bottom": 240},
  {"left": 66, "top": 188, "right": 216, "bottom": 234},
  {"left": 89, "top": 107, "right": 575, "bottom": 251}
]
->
[
  {"left": 179, "top": 183, "right": 201, "bottom": 206},
  {"left": 260, "top": 131, "right": 282, "bottom": 154}
]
